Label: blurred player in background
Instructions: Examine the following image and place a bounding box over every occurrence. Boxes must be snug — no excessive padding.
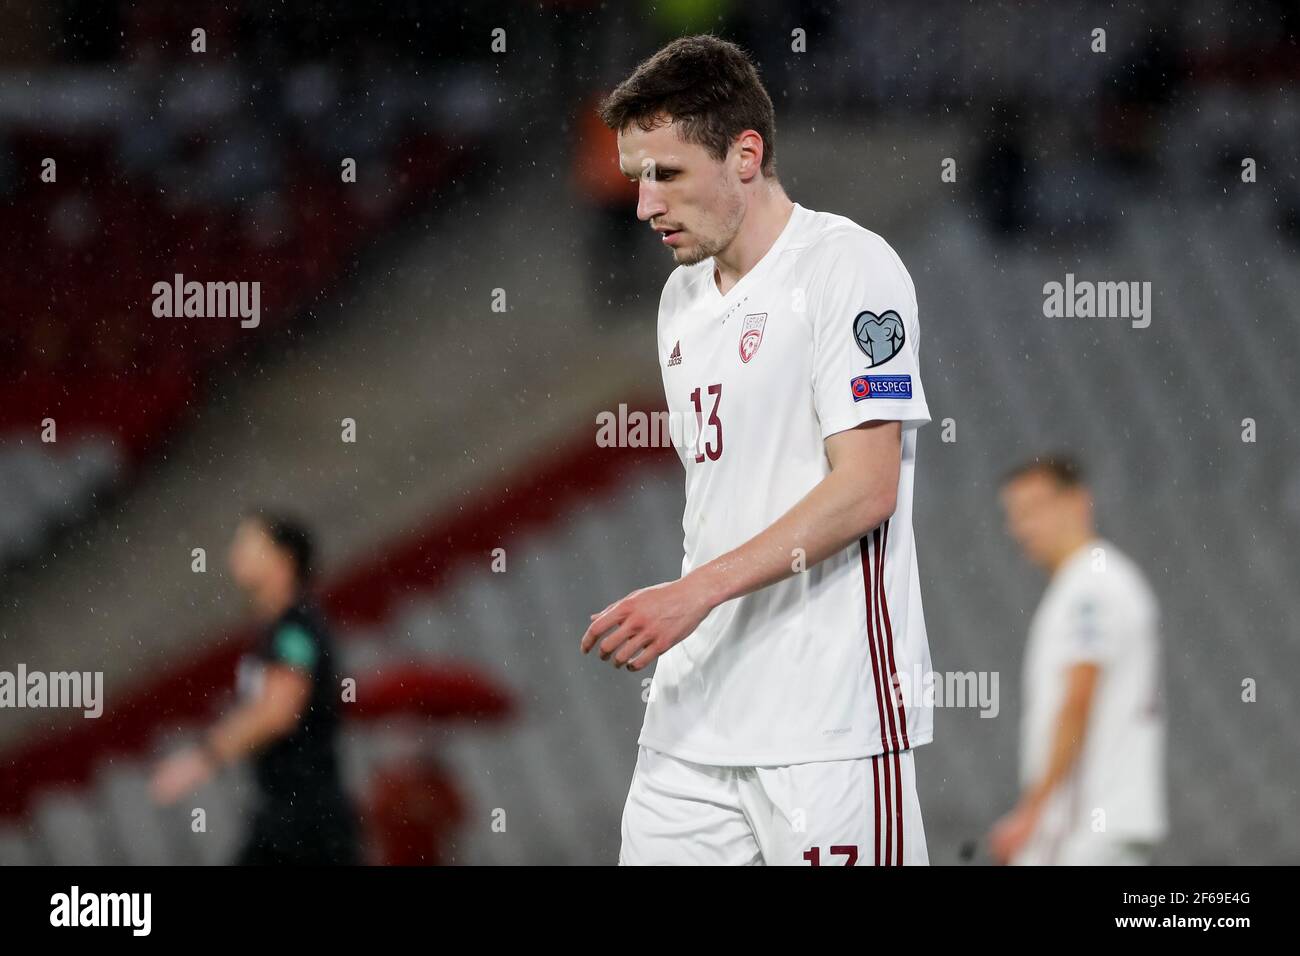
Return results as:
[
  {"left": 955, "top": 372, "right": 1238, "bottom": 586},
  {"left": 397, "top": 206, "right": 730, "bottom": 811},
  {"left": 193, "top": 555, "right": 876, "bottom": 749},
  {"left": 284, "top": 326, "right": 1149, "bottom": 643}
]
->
[
  {"left": 150, "top": 512, "right": 358, "bottom": 865},
  {"left": 990, "top": 456, "right": 1166, "bottom": 865},
  {"left": 581, "top": 36, "right": 935, "bottom": 866}
]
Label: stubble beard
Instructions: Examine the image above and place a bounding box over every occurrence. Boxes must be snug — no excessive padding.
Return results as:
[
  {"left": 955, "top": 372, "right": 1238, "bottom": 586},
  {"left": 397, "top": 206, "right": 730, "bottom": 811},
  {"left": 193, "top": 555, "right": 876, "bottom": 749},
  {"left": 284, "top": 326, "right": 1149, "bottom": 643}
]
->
[{"left": 672, "top": 189, "right": 745, "bottom": 267}]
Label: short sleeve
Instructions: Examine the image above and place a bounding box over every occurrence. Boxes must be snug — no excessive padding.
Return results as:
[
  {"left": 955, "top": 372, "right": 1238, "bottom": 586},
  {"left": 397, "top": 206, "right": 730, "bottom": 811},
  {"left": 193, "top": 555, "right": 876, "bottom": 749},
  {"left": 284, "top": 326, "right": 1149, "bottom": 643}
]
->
[
  {"left": 270, "top": 622, "right": 320, "bottom": 672},
  {"left": 1062, "top": 589, "right": 1117, "bottom": 665},
  {"left": 809, "top": 232, "right": 931, "bottom": 440}
]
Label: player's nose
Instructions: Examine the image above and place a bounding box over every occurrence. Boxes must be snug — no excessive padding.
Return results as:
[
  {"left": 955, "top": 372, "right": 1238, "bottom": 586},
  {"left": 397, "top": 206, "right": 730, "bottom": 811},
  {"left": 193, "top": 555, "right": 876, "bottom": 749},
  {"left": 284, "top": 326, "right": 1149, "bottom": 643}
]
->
[{"left": 636, "top": 182, "right": 666, "bottom": 223}]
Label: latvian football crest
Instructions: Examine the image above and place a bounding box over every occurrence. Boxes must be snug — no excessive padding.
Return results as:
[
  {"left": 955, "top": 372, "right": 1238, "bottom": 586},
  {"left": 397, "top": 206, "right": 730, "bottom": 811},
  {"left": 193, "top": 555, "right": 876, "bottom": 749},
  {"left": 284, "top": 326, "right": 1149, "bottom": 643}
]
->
[{"left": 739, "top": 313, "right": 767, "bottom": 363}]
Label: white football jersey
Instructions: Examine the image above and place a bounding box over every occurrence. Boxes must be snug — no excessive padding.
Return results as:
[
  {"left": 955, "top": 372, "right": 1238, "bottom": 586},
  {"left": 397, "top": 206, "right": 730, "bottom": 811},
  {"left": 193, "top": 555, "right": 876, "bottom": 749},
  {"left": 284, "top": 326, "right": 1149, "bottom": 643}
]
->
[
  {"left": 640, "top": 202, "right": 934, "bottom": 766},
  {"left": 1019, "top": 539, "right": 1167, "bottom": 847}
]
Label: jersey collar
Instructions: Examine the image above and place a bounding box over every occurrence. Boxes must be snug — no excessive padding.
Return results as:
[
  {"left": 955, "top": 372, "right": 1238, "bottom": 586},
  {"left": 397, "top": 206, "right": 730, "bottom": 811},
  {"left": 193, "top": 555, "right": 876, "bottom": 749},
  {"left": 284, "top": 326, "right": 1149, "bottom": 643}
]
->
[{"left": 706, "top": 202, "right": 805, "bottom": 311}]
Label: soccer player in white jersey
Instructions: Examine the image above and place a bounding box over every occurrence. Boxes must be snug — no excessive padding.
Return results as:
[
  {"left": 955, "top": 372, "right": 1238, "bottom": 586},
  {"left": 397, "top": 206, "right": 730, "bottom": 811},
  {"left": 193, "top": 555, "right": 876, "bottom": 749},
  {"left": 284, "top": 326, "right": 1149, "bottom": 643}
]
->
[
  {"left": 578, "top": 36, "right": 935, "bottom": 866},
  {"left": 990, "top": 456, "right": 1166, "bottom": 865}
]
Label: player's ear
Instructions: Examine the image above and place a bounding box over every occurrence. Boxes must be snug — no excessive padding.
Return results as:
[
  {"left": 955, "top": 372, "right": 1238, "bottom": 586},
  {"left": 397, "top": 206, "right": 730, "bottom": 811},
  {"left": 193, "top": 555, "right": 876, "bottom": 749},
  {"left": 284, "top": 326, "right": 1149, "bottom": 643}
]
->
[{"left": 734, "top": 130, "right": 763, "bottom": 180}]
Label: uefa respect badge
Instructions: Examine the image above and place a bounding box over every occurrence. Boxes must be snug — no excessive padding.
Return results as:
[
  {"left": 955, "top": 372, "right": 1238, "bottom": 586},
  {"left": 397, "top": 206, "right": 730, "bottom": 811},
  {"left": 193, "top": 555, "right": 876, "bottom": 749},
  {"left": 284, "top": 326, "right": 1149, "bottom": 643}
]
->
[{"left": 851, "top": 374, "right": 912, "bottom": 402}]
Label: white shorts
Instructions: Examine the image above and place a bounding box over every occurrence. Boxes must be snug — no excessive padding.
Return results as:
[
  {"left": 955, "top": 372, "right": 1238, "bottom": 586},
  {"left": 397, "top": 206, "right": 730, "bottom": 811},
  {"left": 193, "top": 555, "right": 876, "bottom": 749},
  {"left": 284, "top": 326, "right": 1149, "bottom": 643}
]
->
[
  {"left": 1011, "top": 790, "right": 1157, "bottom": 865},
  {"left": 619, "top": 745, "right": 929, "bottom": 866},
  {"left": 1014, "top": 829, "right": 1155, "bottom": 866}
]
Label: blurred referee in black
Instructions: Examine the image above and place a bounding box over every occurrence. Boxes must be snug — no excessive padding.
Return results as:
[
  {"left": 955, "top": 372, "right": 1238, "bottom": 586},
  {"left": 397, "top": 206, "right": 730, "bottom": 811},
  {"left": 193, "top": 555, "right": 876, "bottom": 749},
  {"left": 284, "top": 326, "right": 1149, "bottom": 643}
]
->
[{"left": 151, "top": 511, "right": 359, "bottom": 865}]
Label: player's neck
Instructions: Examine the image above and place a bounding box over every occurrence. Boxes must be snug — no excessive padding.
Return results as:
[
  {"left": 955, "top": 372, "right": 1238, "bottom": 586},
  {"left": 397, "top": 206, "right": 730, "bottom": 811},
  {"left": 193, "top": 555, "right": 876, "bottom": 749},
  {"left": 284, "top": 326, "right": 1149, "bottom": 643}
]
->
[
  {"left": 712, "top": 186, "right": 794, "bottom": 296},
  {"left": 1047, "top": 531, "right": 1099, "bottom": 574}
]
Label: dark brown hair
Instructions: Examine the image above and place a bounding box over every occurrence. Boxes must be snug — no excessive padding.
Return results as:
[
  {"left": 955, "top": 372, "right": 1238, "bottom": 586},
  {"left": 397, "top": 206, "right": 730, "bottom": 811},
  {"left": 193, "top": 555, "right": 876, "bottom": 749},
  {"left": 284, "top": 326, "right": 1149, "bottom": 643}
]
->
[
  {"left": 1001, "top": 454, "right": 1086, "bottom": 489},
  {"left": 246, "top": 509, "right": 315, "bottom": 585},
  {"left": 598, "top": 35, "right": 778, "bottom": 177}
]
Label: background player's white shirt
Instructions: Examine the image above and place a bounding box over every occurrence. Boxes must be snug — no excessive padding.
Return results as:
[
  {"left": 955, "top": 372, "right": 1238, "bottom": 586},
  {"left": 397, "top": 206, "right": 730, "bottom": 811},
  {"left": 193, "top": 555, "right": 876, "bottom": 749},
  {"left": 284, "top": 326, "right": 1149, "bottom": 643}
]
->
[
  {"left": 641, "top": 202, "right": 933, "bottom": 767},
  {"left": 1019, "top": 538, "right": 1167, "bottom": 849}
]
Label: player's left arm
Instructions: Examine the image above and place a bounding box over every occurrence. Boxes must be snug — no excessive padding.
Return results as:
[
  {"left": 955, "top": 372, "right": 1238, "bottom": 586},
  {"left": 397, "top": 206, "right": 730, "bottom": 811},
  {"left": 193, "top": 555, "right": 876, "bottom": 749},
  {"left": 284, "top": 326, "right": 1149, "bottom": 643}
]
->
[{"left": 580, "top": 419, "right": 902, "bottom": 670}]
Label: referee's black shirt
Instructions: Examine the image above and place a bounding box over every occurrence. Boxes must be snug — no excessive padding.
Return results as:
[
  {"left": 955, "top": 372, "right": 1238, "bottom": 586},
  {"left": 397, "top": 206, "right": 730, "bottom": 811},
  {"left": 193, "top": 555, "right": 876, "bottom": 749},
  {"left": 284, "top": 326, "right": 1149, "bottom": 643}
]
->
[{"left": 240, "top": 600, "right": 346, "bottom": 805}]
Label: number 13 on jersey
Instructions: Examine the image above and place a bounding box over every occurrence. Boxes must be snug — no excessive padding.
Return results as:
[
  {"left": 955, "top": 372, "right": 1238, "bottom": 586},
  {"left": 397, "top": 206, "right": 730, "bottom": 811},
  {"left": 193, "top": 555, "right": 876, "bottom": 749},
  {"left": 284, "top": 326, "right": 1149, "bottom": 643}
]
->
[{"left": 689, "top": 383, "right": 723, "bottom": 463}]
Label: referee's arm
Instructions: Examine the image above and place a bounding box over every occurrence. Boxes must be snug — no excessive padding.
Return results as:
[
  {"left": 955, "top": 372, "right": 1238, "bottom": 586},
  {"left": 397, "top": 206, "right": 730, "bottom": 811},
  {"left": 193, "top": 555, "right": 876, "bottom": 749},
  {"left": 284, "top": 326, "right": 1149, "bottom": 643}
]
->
[
  {"left": 150, "top": 663, "right": 311, "bottom": 805},
  {"left": 204, "top": 665, "right": 313, "bottom": 765}
]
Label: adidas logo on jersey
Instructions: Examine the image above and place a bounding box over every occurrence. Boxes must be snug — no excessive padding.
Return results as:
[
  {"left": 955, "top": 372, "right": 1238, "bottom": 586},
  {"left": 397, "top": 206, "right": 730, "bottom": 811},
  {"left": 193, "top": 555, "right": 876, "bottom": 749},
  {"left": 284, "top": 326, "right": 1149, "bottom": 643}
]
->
[{"left": 667, "top": 341, "right": 682, "bottom": 367}]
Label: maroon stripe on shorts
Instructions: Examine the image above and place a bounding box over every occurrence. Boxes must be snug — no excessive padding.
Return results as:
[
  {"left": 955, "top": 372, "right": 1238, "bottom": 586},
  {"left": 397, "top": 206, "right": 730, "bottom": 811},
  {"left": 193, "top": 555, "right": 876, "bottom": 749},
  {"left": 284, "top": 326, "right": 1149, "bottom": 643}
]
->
[
  {"left": 893, "top": 749, "right": 905, "bottom": 865},
  {"left": 882, "top": 747, "right": 894, "bottom": 866},
  {"left": 872, "top": 754, "right": 882, "bottom": 866}
]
